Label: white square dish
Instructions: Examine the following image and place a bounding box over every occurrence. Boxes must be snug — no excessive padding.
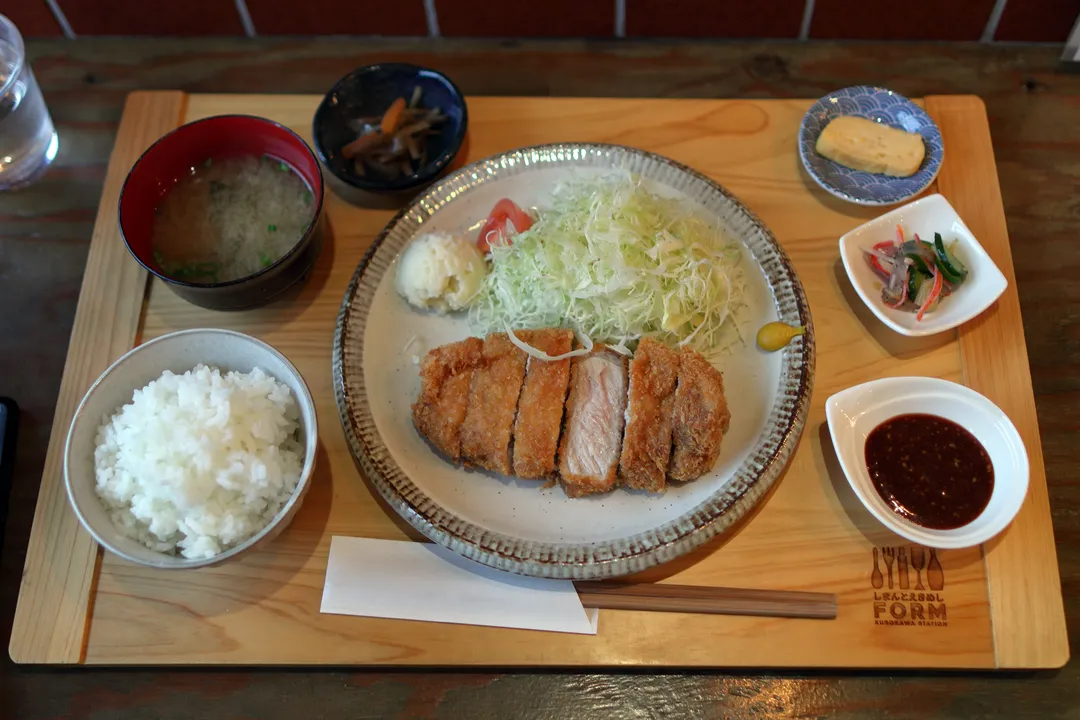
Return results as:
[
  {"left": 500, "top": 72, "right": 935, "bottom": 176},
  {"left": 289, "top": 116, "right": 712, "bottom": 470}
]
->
[{"left": 838, "top": 193, "right": 1008, "bottom": 337}]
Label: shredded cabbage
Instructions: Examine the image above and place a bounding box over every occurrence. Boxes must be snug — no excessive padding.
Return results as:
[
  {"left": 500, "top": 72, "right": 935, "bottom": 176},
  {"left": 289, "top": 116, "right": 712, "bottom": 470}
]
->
[{"left": 468, "top": 173, "right": 746, "bottom": 355}]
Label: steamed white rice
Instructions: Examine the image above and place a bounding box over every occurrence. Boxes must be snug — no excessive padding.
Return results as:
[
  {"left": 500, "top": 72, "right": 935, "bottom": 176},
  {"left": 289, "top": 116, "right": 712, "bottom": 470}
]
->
[{"left": 94, "top": 364, "right": 304, "bottom": 560}]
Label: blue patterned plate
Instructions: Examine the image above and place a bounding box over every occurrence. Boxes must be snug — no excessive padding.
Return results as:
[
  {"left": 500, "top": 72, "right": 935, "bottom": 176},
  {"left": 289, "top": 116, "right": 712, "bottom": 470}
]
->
[{"left": 798, "top": 86, "right": 944, "bottom": 207}]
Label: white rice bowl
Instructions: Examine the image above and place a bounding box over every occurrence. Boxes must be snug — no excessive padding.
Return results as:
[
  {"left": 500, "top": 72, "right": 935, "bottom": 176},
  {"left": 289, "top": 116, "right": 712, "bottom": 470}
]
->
[{"left": 93, "top": 363, "right": 304, "bottom": 560}]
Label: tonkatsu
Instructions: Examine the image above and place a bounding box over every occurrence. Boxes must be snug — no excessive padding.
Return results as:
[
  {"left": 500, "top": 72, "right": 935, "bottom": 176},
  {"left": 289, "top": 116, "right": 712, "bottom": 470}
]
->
[
  {"left": 512, "top": 328, "right": 574, "bottom": 478},
  {"left": 459, "top": 332, "right": 528, "bottom": 474},
  {"left": 411, "top": 337, "right": 483, "bottom": 461},
  {"left": 669, "top": 346, "right": 732, "bottom": 482},
  {"left": 618, "top": 337, "right": 680, "bottom": 492},
  {"left": 558, "top": 346, "right": 629, "bottom": 497},
  {"left": 411, "top": 330, "right": 731, "bottom": 497}
]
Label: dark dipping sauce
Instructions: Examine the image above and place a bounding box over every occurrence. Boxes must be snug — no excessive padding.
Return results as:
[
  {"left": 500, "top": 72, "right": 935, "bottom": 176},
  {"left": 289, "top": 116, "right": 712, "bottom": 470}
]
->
[{"left": 865, "top": 413, "right": 994, "bottom": 530}]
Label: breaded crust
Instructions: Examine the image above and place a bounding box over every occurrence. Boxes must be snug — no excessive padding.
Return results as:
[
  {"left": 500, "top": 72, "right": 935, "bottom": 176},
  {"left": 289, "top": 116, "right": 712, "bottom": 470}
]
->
[
  {"left": 460, "top": 333, "right": 528, "bottom": 474},
  {"left": 558, "top": 346, "right": 628, "bottom": 497},
  {"left": 512, "top": 329, "right": 574, "bottom": 478},
  {"left": 411, "top": 337, "right": 484, "bottom": 461},
  {"left": 619, "top": 337, "right": 680, "bottom": 492},
  {"left": 668, "top": 347, "right": 731, "bottom": 482}
]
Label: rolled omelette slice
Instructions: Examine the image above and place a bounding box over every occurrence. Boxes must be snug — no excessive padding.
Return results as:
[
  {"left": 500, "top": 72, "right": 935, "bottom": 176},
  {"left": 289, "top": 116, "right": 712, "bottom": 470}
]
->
[{"left": 815, "top": 115, "right": 925, "bottom": 178}]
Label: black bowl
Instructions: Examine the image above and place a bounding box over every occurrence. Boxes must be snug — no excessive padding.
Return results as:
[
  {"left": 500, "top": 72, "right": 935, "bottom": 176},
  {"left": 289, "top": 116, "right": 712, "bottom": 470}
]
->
[{"left": 312, "top": 63, "right": 468, "bottom": 201}]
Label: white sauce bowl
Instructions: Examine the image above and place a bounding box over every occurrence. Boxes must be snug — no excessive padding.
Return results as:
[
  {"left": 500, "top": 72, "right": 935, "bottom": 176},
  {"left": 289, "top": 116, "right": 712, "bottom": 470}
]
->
[{"left": 825, "top": 376, "right": 1028, "bottom": 548}]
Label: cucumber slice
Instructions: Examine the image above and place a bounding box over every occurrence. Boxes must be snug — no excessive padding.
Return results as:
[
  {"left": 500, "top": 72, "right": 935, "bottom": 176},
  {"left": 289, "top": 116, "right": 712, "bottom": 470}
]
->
[
  {"left": 905, "top": 252, "right": 933, "bottom": 277},
  {"left": 908, "top": 268, "right": 926, "bottom": 301},
  {"left": 934, "top": 233, "right": 968, "bottom": 280},
  {"left": 937, "top": 261, "right": 963, "bottom": 286}
]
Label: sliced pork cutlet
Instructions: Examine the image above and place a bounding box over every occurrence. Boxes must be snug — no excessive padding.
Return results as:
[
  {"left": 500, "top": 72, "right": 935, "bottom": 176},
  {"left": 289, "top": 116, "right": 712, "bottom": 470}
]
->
[
  {"left": 412, "top": 337, "right": 484, "bottom": 461},
  {"left": 619, "top": 337, "right": 680, "bottom": 492},
  {"left": 669, "top": 347, "right": 732, "bottom": 482},
  {"left": 512, "top": 328, "right": 574, "bottom": 479},
  {"left": 558, "top": 346, "right": 629, "bottom": 497},
  {"left": 460, "top": 332, "right": 528, "bottom": 474}
]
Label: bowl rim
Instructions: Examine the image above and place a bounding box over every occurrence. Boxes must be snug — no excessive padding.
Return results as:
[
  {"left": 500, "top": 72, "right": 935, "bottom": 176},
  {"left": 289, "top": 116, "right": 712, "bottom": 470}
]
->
[
  {"left": 63, "top": 327, "right": 319, "bottom": 569},
  {"left": 838, "top": 193, "right": 1009, "bottom": 337},
  {"left": 117, "top": 113, "right": 326, "bottom": 290},
  {"left": 825, "top": 376, "right": 1029, "bottom": 549},
  {"left": 797, "top": 85, "right": 944, "bottom": 207},
  {"left": 311, "top": 62, "right": 469, "bottom": 193}
]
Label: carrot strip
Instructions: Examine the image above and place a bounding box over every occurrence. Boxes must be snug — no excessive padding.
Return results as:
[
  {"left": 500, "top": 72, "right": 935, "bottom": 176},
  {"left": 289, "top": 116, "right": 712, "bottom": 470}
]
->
[
  {"left": 341, "top": 132, "right": 385, "bottom": 159},
  {"left": 381, "top": 97, "right": 407, "bottom": 135},
  {"left": 916, "top": 266, "right": 944, "bottom": 321}
]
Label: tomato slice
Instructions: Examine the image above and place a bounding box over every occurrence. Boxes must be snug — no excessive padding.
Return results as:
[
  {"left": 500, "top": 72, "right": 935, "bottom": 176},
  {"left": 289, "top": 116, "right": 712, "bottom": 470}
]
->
[
  {"left": 476, "top": 215, "right": 505, "bottom": 253},
  {"left": 476, "top": 198, "right": 533, "bottom": 253},
  {"left": 502, "top": 200, "right": 534, "bottom": 235}
]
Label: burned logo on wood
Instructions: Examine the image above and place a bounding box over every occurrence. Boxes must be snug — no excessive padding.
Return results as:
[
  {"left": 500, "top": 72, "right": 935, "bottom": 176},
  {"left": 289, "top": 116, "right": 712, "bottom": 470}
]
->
[{"left": 870, "top": 546, "right": 947, "bottom": 626}]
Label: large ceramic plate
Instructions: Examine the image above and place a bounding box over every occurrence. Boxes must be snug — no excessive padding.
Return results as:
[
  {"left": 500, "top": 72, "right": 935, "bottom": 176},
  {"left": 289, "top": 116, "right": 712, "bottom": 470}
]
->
[{"left": 333, "top": 143, "right": 815, "bottom": 579}]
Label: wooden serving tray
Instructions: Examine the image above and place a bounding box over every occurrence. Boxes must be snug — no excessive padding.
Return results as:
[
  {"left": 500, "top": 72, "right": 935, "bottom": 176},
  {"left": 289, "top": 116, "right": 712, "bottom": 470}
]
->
[{"left": 9, "top": 93, "right": 1068, "bottom": 668}]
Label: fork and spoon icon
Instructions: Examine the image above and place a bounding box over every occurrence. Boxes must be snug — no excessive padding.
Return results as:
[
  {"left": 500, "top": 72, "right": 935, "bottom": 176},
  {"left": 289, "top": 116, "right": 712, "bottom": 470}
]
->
[{"left": 872, "top": 546, "right": 943, "bottom": 590}]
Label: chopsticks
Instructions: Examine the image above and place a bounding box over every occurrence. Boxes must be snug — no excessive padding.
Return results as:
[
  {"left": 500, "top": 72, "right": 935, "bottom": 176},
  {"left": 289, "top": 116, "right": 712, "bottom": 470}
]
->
[{"left": 573, "top": 581, "right": 838, "bottom": 620}]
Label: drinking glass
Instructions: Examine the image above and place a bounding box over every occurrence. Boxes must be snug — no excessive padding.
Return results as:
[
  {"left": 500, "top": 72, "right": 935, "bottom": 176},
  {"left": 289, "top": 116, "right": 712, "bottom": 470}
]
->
[{"left": 0, "top": 14, "right": 58, "bottom": 190}]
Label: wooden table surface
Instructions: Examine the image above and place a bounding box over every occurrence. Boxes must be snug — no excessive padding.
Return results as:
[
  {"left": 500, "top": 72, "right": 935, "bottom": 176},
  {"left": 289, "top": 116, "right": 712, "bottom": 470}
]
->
[{"left": 1, "top": 38, "right": 1076, "bottom": 718}]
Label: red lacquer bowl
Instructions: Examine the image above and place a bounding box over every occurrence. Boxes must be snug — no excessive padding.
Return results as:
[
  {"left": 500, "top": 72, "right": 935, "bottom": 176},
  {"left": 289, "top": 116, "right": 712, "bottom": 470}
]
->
[{"left": 119, "top": 114, "right": 325, "bottom": 311}]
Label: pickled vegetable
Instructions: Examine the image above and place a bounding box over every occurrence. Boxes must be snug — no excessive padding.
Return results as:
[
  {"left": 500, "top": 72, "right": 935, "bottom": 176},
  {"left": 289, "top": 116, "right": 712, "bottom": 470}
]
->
[
  {"left": 863, "top": 227, "right": 969, "bottom": 320},
  {"left": 756, "top": 321, "right": 805, "bottom": 352}
]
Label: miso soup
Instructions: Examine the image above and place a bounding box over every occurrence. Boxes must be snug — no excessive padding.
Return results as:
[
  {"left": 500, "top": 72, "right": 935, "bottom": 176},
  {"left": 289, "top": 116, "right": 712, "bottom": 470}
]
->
[{"left": 152, "top": 154, "right": 316, "bottom": 284}]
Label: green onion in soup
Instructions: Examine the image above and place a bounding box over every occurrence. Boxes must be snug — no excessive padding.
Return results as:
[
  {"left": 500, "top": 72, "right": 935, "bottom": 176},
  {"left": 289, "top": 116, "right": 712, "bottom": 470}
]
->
[{"left": 151, "top": 154, "right": 315, "bottom": 284}]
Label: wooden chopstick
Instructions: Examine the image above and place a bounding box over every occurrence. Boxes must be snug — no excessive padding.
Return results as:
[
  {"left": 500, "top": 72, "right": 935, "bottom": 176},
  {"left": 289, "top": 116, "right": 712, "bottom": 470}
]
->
[{"left": 573, "top": 581, "right": 837, "bottom": 620}]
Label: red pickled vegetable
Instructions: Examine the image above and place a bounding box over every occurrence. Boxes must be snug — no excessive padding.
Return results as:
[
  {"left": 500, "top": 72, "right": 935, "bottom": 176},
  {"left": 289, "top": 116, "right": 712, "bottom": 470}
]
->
[
  {"left": 916, "top": 265, "right": 944, "bottom": 321},
  {"left": 868, "top": 254, "right": 890, "bottom": 279}
]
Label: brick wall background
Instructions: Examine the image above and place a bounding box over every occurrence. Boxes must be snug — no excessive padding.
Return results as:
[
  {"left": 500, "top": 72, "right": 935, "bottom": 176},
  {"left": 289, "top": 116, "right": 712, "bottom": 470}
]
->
[{"left": 2, "top": 0, "right": 1078, "bottom": 43}]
